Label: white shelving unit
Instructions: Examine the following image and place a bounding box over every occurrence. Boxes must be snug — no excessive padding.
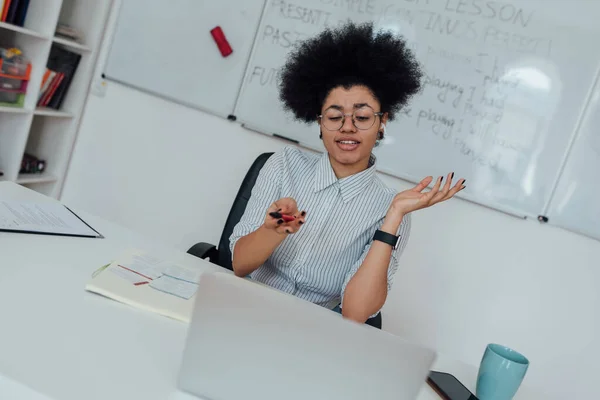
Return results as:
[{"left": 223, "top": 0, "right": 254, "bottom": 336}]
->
[{"left": 0, "top": 0, "right": 113, "bottom": 198}]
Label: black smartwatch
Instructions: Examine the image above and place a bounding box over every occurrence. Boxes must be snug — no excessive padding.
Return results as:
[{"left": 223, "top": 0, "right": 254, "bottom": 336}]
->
[{"left": 373, "top": 229, "right": 401, "bottom": 250}]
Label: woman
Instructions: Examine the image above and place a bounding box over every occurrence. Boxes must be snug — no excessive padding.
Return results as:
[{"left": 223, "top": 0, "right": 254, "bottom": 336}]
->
[{"left": 230, "top": 21, "right": 465, "bottom": 324}]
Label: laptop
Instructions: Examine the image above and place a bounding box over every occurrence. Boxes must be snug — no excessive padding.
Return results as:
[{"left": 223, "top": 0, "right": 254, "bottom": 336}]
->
[
  {"left": 0, "top": 373, "right": 56, "bottom": 400},
  {"left": 176, "top": 272, "right": 436, "bottom": 400}
]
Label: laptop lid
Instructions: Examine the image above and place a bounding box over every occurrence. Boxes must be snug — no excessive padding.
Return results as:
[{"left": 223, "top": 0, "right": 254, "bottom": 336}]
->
[{"left": 177, "top": 272, "right": 436, "bottom": 400}]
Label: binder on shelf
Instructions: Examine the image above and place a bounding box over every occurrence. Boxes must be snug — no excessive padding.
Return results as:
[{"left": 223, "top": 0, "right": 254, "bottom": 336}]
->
[
  {"left": 1, "top": 0, "right": 28, "bottom": 25},
  {"left": 12, "top": 0, "right": 29, "bottom": 26},
  {"left": 1, "top": 0, "right": 11, "bottom": 21},
  {"left": 4, "top": 0, "right": 19, "bottom": 23},
  {"left": 38, "top": 45, "right": 81, "bottom": 109}
]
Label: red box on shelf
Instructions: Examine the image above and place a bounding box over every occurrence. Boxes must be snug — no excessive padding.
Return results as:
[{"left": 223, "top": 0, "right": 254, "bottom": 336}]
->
[{"left": 0, "top": 56, "right": 31, "bottom": 78}]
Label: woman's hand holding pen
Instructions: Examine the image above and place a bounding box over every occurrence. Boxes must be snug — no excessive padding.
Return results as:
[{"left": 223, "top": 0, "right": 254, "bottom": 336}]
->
[
  {"left": 264, "top": 197, "right": 306, "bottom": 235},
  {"left": 232, "top": 197, "right": 306, "bottom": 277}
]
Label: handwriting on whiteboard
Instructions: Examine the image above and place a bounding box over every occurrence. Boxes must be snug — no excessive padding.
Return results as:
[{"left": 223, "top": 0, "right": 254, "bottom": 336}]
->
[
  {"left": 382, "top": 1, "right": 551, "bottom": 56},
  {"left": 244, "top": 0, "right": 558, "bottom": 172}
]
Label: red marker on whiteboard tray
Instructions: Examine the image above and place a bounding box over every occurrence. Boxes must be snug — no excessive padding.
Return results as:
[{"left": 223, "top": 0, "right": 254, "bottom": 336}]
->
[{"left": 210, "top": 26, "right": 233, "bottom": 57}]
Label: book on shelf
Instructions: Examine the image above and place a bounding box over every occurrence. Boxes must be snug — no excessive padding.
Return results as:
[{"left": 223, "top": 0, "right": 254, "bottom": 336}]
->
[
  {"left": 1, "top": 0, "right": 30, "bottom": 26},
  {"left": 55, "top": 23, "right": 84, "bottom": 43},
  {"left": 37, "top": 45, "right": 81, "bottom": 110}
]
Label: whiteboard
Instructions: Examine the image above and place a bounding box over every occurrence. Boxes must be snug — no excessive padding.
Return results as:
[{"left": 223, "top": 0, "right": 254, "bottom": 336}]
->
[
  {"left": 104, "top": 0, "right": 266, "bottom": 119},
  {"left": 233, "top": 0, "right": 600, "bottom": 218},
  {"left": 545, "top": 81, "right": 600, "bottom": 240}
]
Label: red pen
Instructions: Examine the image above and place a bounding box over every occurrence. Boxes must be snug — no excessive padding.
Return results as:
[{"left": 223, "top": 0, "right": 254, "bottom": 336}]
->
[
  {"left": 118, "top": 264, "right": 153, "bottom": 280},
  {"left": 269, "top": 211, "right": 295, "bottom": 222}
]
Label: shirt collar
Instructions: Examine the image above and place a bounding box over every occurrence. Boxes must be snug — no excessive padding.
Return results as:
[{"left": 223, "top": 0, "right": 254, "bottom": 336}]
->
[{"left": 313, "top": 152, "right": 377, "bottom": 203}]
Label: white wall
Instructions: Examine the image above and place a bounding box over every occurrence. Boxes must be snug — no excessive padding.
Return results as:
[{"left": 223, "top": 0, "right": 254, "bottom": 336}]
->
[
  {"left": 63, "top": 81, "right": 600, "bottom": 399},
  {"left": 60, "top": 1, "right": 600, "bottom": 396}
]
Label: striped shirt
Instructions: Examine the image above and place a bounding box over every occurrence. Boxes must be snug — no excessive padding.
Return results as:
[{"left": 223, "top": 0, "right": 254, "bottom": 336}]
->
[{"left": 229, "top": 146, "right": 410, "bottom": 314}]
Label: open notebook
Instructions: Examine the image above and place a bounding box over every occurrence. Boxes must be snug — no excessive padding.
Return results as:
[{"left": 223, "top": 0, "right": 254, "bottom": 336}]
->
[{"left": 85, "top": 249, "right": 204, "bottom": 322}]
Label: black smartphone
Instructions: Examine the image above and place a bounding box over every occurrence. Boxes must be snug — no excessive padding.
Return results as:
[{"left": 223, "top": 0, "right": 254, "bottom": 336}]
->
[{"left": 427, "top": 371, "right": 479, "bottom": 400}]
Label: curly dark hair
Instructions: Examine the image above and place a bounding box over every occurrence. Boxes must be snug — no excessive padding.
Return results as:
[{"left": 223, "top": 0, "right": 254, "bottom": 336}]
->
[{"left": 278, "top": 21, "right": 423, "bottom": 123}]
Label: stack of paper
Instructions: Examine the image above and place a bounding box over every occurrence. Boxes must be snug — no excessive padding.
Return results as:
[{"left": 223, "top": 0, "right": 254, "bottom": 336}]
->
[{"left": 85, "top": 249, "right": 204, "bottom": 322}]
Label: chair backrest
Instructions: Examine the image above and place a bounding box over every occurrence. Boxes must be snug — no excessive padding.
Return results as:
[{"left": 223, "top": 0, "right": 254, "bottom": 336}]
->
[{"left": 215, "top": 152, "right": 274, "bottom": 270}]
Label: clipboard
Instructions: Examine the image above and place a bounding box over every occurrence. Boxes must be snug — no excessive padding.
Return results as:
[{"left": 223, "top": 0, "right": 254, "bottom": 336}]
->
[{"left": 0, "top": 201, "right": 104, "bottom": 238}]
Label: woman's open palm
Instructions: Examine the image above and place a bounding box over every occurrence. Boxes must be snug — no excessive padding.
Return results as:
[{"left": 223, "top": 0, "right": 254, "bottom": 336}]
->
[{"left": 389, "top": 173, "right": 465, "bottom": 216}]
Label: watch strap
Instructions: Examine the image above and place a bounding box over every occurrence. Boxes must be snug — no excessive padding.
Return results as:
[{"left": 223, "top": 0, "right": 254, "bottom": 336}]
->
[{"left": 373, "top": 229, "right": 400, "bottom": 250}]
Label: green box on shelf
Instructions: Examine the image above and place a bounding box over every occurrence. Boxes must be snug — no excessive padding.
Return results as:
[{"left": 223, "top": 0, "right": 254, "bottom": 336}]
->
[{"left": 0, "top": 92, "right": 25, "bottom": 107}]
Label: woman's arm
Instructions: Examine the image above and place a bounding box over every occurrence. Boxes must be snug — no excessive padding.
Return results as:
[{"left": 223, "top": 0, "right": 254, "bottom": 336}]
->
[
  {"left": 232, "top": 198, "right": 305, "bottom": 277},
  {"left": 232, "top": 225, "right": 286, "bottom": 277},
  {"left": 341, "top": 215, "right": 404, "bottom": 323},
  {"left": 342, "top": 174, "right": 465, "bottom": 322},
  {"left": 229, "top": 149, "right": 307, "bottom": 277}
]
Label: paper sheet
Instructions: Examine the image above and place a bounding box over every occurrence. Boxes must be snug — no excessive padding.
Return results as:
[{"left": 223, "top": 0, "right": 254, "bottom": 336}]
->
[
  {"left": 119, "top": 254, "right": 165, "bottom": 280},
  {"left": 108, "top": 265, "right": 149, "bottom": 285},
  {"left": 163, "top": 264, "right": 202, "bottom": 283},
  {"left": 150, "top": 275, "right": 198, "bottom": 300},
  {"left": 0, "top": 201, "right": 100, "bottom": 237}
]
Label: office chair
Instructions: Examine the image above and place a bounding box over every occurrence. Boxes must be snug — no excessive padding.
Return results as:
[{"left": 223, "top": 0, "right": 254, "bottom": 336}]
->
[{"left": 187, "top": 152, "right": 382, "bottom": 329}]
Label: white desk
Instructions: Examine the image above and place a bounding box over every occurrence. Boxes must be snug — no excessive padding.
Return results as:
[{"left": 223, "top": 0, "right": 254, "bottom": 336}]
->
[{"left": 0, "top": 182, "right": 540, "bottom": 400}]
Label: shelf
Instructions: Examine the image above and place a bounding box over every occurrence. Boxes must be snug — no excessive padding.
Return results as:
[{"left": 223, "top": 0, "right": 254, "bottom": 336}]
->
[
  {"left": 0, "top": 21, "right": 49, "bottom": 40},
  {"left": 16, "top": 173, "right": 58, "bottom": 184},
  {"left": 0, "top": 0, "right": 113, "bottom": 200},
  {"left": 34, "top": 108, "right": 74, "bottom": 118},
  {"left": 52, "top": 36, "right": 91, "bottom": 52},
  {"left": 0, "top": 106, "right": 30, "bottom": 114}
]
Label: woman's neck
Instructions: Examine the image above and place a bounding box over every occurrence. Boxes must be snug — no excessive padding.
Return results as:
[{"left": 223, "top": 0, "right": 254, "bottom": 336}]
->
[{"left": 328, "top": 154, "right": 371, "bottom": 179}]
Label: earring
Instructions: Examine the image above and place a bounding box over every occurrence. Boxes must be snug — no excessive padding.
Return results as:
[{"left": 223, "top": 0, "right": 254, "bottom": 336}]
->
[
  {"left": 319, "top": 129, "right": 323, "bottom": 139},
  {"left": 378, "top": 123, "right": 386, "bottom": 140}
]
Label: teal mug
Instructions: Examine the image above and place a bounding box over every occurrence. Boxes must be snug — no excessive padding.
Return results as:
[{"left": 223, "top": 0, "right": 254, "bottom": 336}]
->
[{"left": 476, "top": 344, "right": 529, "bottom": 400}]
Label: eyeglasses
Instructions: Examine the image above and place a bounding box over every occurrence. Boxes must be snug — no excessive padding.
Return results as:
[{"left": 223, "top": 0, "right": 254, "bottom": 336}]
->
[{"left": 318, "top": 107, "right": 384, "bottom": 131}]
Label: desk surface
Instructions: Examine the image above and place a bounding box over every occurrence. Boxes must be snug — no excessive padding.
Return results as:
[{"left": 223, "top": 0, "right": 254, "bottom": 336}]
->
[{"left": 0, "top": 182, "right": 539, "bottom": 400}]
